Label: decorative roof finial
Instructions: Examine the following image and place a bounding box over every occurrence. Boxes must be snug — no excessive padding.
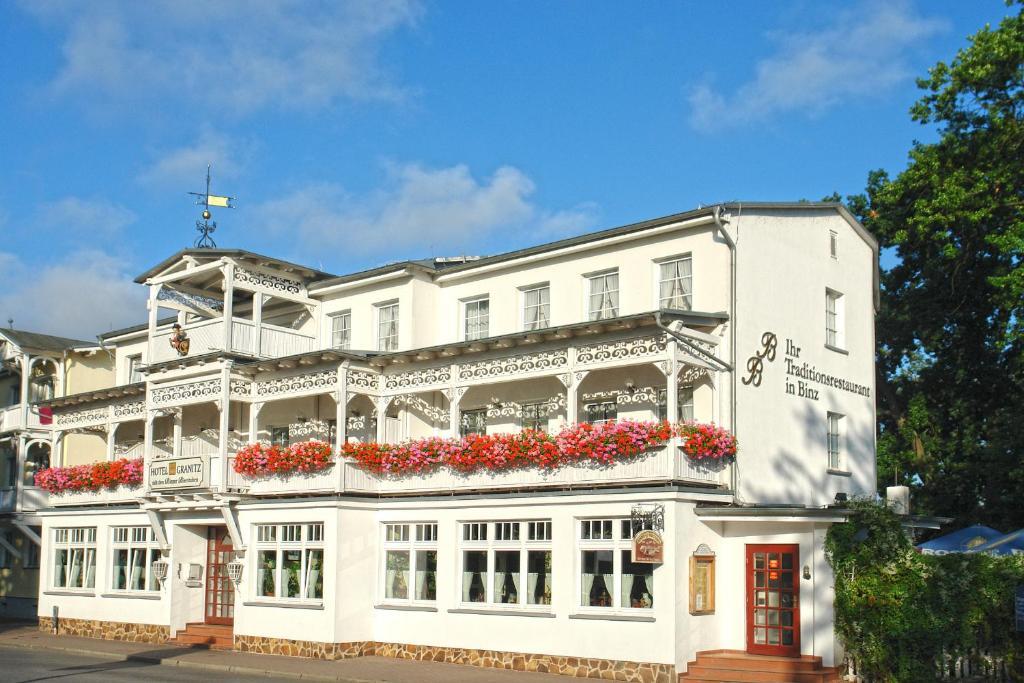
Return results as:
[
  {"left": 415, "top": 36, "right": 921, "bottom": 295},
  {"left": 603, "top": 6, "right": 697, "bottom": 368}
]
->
[{"left": 188, "top": 165, "right": 235, "bottom": 248}]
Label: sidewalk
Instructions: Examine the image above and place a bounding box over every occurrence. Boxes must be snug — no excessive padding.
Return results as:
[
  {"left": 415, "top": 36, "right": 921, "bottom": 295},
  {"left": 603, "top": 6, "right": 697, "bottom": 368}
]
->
[{"left": 0, "top": 621, "right": 563, "bottom": 683}]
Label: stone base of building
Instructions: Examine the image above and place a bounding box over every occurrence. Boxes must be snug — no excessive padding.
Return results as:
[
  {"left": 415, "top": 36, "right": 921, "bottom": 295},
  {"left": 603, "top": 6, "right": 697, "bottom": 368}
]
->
[
  {"left": 234, "top": 634, "right": 675, "bottom": 682},
  {"left": 39, "top": 616, "right": 169, "bottom": 644}
]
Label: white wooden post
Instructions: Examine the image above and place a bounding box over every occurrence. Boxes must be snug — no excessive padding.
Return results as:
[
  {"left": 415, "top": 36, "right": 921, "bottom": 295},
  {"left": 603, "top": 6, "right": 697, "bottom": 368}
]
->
[
  {"left": 222, "top": 262, "right": 235, "bottom": 353},
  {"left": 106, "top": 421, "right": 120, "bottom": 462},
  {"left": 143, "top": 411, "right": 156, "bottom": 491},
  {"left": 50, "top": 430, "right": 63, "bottom": 468},
  {"left": 147, "top": 284, "right": 161, "bottom": 364},
  {"left": 335, "top": 364, "right": 348, "bottom": 453},
  {"left": 172, "top": 409, "right": 183, "bottom": 457},
  {"left": 667, "top": 342, "right": 680, "bottom": 424},
  {"left": 248, "top": 401, "right": 264, "bottom": 444},
  {"left": 376, "top": 396, "right": 388, "bottom": 443},
  {"left": 218, "top": 363, "right": 232, "bottom": 490},
  {"left": 19, "top": 353, "right": 30, "bottom": 429},
  {"left": 252, "top": 292, "right": 263, "bottom": 357}
]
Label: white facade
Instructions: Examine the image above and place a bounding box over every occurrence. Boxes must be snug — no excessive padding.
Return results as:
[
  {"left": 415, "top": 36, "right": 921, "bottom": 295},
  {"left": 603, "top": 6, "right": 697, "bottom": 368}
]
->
[{"left": 32, "top": 203, "right": 878, "bottom": 678}]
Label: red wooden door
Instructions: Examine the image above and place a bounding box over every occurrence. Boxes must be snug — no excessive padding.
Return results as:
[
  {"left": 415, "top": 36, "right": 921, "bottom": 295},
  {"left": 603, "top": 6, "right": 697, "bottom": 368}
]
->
[
  {"left": 746, "top": 544, "right": 800, "bottom": 656},
  {"left": 205, "top": 527, "right": 235, "bottom": 625}
]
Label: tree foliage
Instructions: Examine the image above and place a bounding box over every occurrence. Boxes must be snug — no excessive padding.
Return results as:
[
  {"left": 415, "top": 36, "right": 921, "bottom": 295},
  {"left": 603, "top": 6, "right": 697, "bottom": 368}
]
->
[{"left": 849, "top": 2, "right": 1024, "bottom": 528}]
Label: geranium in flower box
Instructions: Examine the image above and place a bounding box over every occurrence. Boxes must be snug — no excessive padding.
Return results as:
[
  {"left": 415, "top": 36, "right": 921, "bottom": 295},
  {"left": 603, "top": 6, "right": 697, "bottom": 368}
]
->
[
  {"left": 34, "top": 457, "right": 144, "bottom": 494},
  {"left": 233, "top": 441, "right": 334, "bottom": 477},
  {"left": 676, "top": 422, "right": 738, "bottom": 461}
]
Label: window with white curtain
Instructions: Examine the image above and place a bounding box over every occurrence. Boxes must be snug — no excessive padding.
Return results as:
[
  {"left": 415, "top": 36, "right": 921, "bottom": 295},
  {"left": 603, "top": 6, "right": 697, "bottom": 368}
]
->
[
  {"left": 463, "top": 297, "right": 490, "bottom": 341},
  {"left": 330, "top": 311, "right": 351, "bottom": 350},
  {"left": 827, "top": 412, "right": 843, "bottom": 470},
  {"left": 254, "top": 523, "right": 324, "bottom": 601},
  {"left": 127, "top": 355, "right": 143, "bottom": 384},
  {"left": 656, "top": 386, "right": 695, "bottom": 422},
  {"left": 111, "top": 526, "right": 160, "bottom": 592},
  {"left": 52, "top": 527, "right": 97, "bottom": 590},
  {"left": 460, "top": 521, "right": 552, "bottom": 607},
  {"left": 584, "top": 400, "right": 617, "bottom": 425},
  {"left": 520, "top": 401, "right": 548, "bottom": 432},
  {"left": 658, "top": 256, "right": 693, "bottom": 310},
  {"left": 521, "top": 284, "right": 550, "bottom": 331},
  {"left": 579, "top": 519, "right": 653, "bottom": 609},
  {"left": 460, "top": 409, "right": 488, "bottom": 437},
  {"left": 382, "top": 523, "right": 437, "bottom": 603},
  {"left": 376, "top": 302, "right": 400, "bottom": 352},
  {"left": 587, "top": 271, "right": 619, "bottom": 321}
]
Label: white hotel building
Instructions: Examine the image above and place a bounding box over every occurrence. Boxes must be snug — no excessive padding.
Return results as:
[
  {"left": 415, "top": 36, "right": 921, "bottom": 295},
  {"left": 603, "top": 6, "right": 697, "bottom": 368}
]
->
[{"left": 30, "top": 203, "right": 877, "bottom": 682}]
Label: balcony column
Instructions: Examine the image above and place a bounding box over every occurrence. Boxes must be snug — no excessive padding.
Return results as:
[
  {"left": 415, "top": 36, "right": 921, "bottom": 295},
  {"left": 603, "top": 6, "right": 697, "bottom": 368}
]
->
[
  {"left": 146, "top": 284, "right": 162, "bottom": 364},
  {"left": 106, "top": 422, "right": 120, "bottom": 461},
  {"left": 248, "top": 401, "right": 264, "bottom": 444},
  {"left": 142, "top": 411, "right": 156, "bottom": 490},
  {"left": 218, "top": 363, "right": 232, "bottom": 490},
  {"left": 666, "top": 343, "right": 680, "bottom": 424},
  {"left": 446, "top": 387, "right": 466, "bottom": 438},
  {"left": 222, "top": 261, "right": 235, "bottom": 354},
  {"left": 252, "top": 292, "right": 264, "bottom": 358},
  {"left": 564, "top": 371, "right": 588, "bottom": 425},
  {"left": 15, "top": 433, "right": 26, "bottom": 509},
  {"left": 51, "top": 430, "right": 64, "bottom": 467},
  {"left": 19, "top": 352, "right": 30, "bottom": 429},
  {"left": 335, "top": 363, "right": 348, "bottom": 453},
  {"left": 375, "top": 396, "right": 389, "bottom": 443},
  {"left": 172, "top": 408, "right": 183, "bottom": 457}
]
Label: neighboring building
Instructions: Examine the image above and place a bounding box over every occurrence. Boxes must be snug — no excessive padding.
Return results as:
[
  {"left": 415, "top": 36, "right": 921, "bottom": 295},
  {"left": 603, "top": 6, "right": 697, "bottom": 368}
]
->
[
  {"left": 0, "top": 327, "right": 107, "bottom": 618},
  {"left": 31, "top": 203, "right": 878, "bottom": 680}
]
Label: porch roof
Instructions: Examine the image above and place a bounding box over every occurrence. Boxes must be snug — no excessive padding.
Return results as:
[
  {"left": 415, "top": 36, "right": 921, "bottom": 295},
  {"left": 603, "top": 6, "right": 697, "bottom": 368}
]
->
[
  {"left": 40, "top": 382, "right": 145, "bottom": 409},
  {"left": 0, "top": 327, "right": 94, "bottom": 352}
]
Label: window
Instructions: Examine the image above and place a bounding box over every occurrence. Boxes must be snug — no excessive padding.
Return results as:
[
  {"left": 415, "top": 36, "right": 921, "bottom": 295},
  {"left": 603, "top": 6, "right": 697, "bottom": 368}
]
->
[
  {"left": 127, "top": 355, "right": 143, "bottom": 384},
  {"left": 254, "top": 523, "right": 325, "bottom": 601},
  {"left": 111, "top": 526, "right": 160, "bottom": 592},
  {"left": 830, "top": 230, "right": 838, "bottom": 259},
  {"left": 460, "top": 409, "right": 487, "bottom": 437},
  {"left": 657, "top": 386, "right": 695, "bottom": 422},
  {"left": 825, "top": 289, "right": 844, "bottom": 348},
  {"left": 52, "top": 527, "right": 97, "bottom": 590},
  {"left": 658, "top": 256, "right": 693, "bottom": 310},
  {"left": 270, "top": 426, "right": 289, "bottom": 447},
  {"left": 0, "top": 530, "right": 12, "bottom": 568},
  {"left": 24, "top": 528, "right": 40, "bottom": 569},
  {"left": 520, "top": 401, "right": 547, "bottom": 432},
  {"left": 23, "top": 446, "right": 50, "bottom": 487},
  {"left": 579, "top": 518, "right": 653, "bottom": 609},
  {"left": 330, "top": 312, "right": 351, "bottom": 350},
  {"left": 587, "top": 271, "right": 619, "bottom": 321},
  {"left": 460, "top": 521, "right": 552, "bottom": 607},
  {"left": 464, "top": 297, "right": 490, "bottom": 341},
  {"left": 827, "top": 412, "right": 843, "bottom": 470},
  {"left": 377, "top": 302, "right": 400, "bottom": 352},
  {"left": 522, "top": 285, "right": 550, "bottom": 331},
  {"left": 584, "top": 401, "right": 617, "bottom": 425},
  {"left": 382, "top": 523, "right": 437, "bottom": 603}
]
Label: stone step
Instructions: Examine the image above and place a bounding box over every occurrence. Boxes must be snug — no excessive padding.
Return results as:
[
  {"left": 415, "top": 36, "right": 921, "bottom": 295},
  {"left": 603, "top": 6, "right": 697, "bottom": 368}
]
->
[
  {"left": 682, "top": 665, "right": 837, "bottom": 683},
  {"left": 692, "top": 652, "right": 825, "bottom": 673}
]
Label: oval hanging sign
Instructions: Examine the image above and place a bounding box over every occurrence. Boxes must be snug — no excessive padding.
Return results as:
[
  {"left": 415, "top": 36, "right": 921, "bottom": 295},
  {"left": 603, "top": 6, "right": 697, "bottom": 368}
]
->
[{"left": 632, "top": 530, "right": 664, "bottom": 564}]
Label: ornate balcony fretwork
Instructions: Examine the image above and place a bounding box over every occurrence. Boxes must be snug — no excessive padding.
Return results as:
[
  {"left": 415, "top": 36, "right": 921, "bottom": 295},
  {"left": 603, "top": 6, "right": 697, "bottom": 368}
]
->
[
  {"left": 255, "top": 368, "right": 337, "bottom": 399},
  {"left": 112, "top": 400, "right": 145, "bottom": 421},
  {"left": 457, "top": 349, "right": 568, "bottom": 382},
  {"left": 149, "top": 378, "right": 222, "bottom": 408},
  {"left": 680, "top": 365, "right": 710, "bottom": 385},
  {"left": 575, "top": 335, "right": 667, "bottom": 366},
  {"left": 348, "top": 369, "right": 379, "bottom": 394},
  {"left": 54, "top": 407, "right": 108, "bottom": 429},
  {"left": 233, "top": 266, "right": 302, "bottom": 295},
  {"left": 229, "top": 379, "right": 252, "bottom": 400},
  {"left": 392, "top": 394, "right": 449, "bottom": 424},
  {"left": 383, "top": 366, "right": 451, "bottom": 392}
]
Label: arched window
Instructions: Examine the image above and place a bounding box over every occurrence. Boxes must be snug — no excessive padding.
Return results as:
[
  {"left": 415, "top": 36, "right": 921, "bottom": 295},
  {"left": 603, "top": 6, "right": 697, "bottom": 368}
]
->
[{"left": 23, "top": 443, "right": 50, "bottom": 487}]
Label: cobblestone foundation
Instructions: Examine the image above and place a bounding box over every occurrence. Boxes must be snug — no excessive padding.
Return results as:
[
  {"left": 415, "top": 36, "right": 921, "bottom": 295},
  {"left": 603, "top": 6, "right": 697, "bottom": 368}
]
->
[
  {"left": 234, "top": 635, "right": 674, "bottom": 682},
  {"left": 39, "top": 616, "right": 169, "bottom": 644}
]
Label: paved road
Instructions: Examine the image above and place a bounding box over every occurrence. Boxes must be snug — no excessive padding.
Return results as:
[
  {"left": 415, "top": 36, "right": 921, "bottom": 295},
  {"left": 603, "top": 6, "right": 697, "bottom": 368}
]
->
[{"left": 0, "top": 644, "right": 293, "bottom": 682}]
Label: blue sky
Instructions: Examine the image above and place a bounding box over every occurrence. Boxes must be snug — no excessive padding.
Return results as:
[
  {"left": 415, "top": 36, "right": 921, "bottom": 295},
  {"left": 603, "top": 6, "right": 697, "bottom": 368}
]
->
[{"left": 0, "top": 0, "right": 1013, "bottom": 338}]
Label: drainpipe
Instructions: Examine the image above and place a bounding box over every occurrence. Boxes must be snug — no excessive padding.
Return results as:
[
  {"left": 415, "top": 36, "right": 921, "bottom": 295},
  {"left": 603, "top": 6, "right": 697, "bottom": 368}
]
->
[{"left": 710, "top": 205, "right": 740, "bottom": 495}]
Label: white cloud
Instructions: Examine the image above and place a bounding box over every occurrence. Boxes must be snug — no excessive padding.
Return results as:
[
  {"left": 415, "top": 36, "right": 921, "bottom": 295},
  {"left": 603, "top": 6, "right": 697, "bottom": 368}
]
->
[
  {"left": 688, "top": 0, "right": 947, "bottom": 132},
  {"left": 249, "top": 163, "right": 599, "bottom": 260},
  {"left": 36, "top": 197, "right": 136, "bottom": 238},
  {"left": 138, "top": 128, "right": 243, "bottom": 188},
  {"left": 25, "top": 0, "right": 422, "bottom": 114},
  {"left": 0, "top": 250, "right": 144, "bottom": 339}
]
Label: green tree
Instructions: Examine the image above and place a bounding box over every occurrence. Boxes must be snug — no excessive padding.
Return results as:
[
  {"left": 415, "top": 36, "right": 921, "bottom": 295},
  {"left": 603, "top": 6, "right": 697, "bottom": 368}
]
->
[{"left": 855, "top": 3, "right": 1024, "bottom": 528}]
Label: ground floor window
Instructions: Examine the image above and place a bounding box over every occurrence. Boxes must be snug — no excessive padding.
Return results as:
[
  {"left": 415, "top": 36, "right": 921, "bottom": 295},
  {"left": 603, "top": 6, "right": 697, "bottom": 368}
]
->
[
  {"left": 460, "top": 520, "right": 552, "bottom": 607},
  {"left": 382, "top": 522, "right": 437, "bottom": 602},
  {"left": 579, "top": 518, "right": 653, "bottom": 609},
  {"left": 254, "top": 523, "right": 324, "bottom": 600},
  {"left": 111, "top": 526, "right": 160, "bottom": 592},
  {"left": 53, "top": 527, "right": 97, "bottom": 590}
]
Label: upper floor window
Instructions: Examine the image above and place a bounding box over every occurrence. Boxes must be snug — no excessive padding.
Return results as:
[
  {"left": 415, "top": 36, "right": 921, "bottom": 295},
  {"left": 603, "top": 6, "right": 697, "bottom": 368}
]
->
[
  {"left": 827, "top": 412, "right": 843, "bottom": 470},
  {"left": 271, "top": 426, "right": 289, "bottom": 447},
  {"left": 24, "top": 527, "right": 40, "bottom": 569},
  {"left": 657, "top": 386, "right": 695, "bottom": 422},
  {"left": 330, "top": 311, "right": 351, "bottom": 350},
  {"left": 377, "top": 302, "right": 399, "bottom": 352},
  {"left": 587, "top": 271, "right": 619, "bottom": 321},
  {"left": 127, "top": 354, "right": 143, "bottom": 384},
  {"left": 464, "top": 297, "right": 490, "bottom": 341},
  {"left": 829, "top": 230, "right": 839, "bottom": 259},
  {"left": 461, "top": 408, "right": 487, "bottom": 437},
  {"left": 584, "top": 400, "right": 617, "bottom": 425},
  {"left": 521, "top": 284, "right": 550, "bottom": 331},
  {"left": 254, "top": 523, "right": 324, "bottom": 601},
  {"left": 658, "top": 256, "right": 693, "bottom": 310},
  {"left": 521, "top": 401, "right": 547, "bottom": 432},
  {"left": 825, "top": 289, "right": 844, "bottom": 349}
]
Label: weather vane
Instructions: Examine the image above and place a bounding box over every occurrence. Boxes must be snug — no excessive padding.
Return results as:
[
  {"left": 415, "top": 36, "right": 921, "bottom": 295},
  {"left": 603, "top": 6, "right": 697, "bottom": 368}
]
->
[{"left": 188, "top": 165, "right": 235, "bottom": 248}]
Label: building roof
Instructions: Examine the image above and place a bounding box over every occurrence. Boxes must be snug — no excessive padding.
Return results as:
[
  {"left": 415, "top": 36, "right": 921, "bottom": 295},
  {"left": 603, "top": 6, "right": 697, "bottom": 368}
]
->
[
  {"left": 134, "top": 248, "right": 336, "bottom": 284},
  {"left": 0, "top": 328, "right": 94, "bottom": 352}
]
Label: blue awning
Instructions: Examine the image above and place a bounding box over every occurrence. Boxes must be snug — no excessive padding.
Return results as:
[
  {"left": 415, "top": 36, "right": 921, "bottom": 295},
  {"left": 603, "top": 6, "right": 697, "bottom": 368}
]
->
[
  {"left": 968, "top": 529, "right": 1024, "bottom": 556},
  {"left": 917, "top": 524, "right": 1003, "bottom": 555}
]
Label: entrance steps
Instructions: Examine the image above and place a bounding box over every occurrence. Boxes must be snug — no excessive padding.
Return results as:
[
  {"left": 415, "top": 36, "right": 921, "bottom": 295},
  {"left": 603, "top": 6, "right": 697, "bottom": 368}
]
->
[
  {"left": 168, "top": 623, "right": 234, "bottom": 650},
  {"left": 679, "top": 651, "right": 843, "bottom": 683}
]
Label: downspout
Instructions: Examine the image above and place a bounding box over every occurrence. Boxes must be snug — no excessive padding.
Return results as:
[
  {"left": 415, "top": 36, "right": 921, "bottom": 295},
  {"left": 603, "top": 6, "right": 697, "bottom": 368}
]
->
[{"left": 711, "top": 205, "right": 740, "bottom": 496}]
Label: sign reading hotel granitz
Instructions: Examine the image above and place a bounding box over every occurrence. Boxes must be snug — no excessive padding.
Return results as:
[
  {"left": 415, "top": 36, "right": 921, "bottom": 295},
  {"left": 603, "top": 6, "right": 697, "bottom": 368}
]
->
[
  {"left": 632, "top": 530, "right": 664, "bottom": 564},
  {"left": 149, "top": 456, "right": 208, "bottom": 491}
]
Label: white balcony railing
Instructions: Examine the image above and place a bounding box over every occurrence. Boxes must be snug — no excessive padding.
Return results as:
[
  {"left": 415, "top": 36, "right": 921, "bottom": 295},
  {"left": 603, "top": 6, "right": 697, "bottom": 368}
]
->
[
  {"left": 150, "top": 319, "right": 316, "bottom": 364},
  {"left": 48, "top": 485, "right": 142, "bottom": 507},
  {"left": 0, "top": 405, "right": 23, "bottom": 432}
]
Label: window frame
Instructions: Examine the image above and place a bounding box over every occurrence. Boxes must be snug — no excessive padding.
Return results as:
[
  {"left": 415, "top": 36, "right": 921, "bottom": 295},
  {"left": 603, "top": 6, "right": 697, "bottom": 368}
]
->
[
  {"left": 380, "top": 522, "right": 439, "bottom": 605},
  {"left": 577, "top": 518, "right": 655, "bottom": 612},
  {"left": 460, "top": 408, "right": 488, "bottom": 437},
  {"left": 110, "top": 526, "right": 161, "bottom": 593},
  {"left": 827, "top": 411, "right": 844, "bottom": 471},
  {"left": 656, "top": 386, "right": 695, "bottom": 422},
  {"left": 825, "top": 289, "right": 845, "bottom": 350},
  {"left": 585, "top": 270, "right": 620, "bottom": 321},
  {"left": 520, "top": 283, "right": 551, "bottom": 331},
  {"left": 520, "top": 400, "right": 549, "bottom": 432},
  {"left": 329, "top": 310, "right": 352, "bottom": 350},
  {"left": 458, "top": 520, "right": 553, "bottom": 609},
  {"left": 0, "top": 529, "right": 12, "bottom": 569},
  {"left": 375, "top": 301, "right": 400, "bottom": 352},
  {"left": 126, "top": 354, "right": 143, "bottom": 384},
  {"left": 252, "top": 522, "right": 325, "bottom": 603},
  {"left": 51, "top": 527, "right": 97, "bottom": 591},
  {"left": 583, "top": 400, "right": 617, "bottom": 425},
  {"left": 829, "top": 230, "right": 839, "bottom": 259},
  {"left": 655, "top": 254, "right": 693, "bottom": 311},
  {"left": 462, "top": 296, "right": 490, "bottom": 342}
]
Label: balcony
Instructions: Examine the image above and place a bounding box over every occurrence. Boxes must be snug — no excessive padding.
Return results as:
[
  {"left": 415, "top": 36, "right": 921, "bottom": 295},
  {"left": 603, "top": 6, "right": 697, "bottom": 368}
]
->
[
  {"left": 0, "top": 405, "right": 44, "bottom": 432},
  {"left": 150, "top": 319, "right": 316, "bottom": 364},
  {"left": 47, "top": 484, "right": 142, "bottom": 507}
]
